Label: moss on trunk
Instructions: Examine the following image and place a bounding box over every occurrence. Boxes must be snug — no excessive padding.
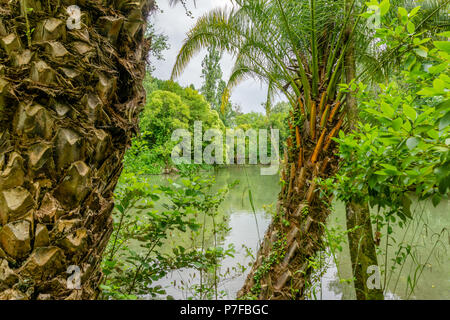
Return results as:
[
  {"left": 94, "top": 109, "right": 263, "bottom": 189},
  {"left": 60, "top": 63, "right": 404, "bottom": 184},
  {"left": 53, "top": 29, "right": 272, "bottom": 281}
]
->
[
  {"left": 345, "top": 201, "right": 384, "bottom": 300},
  {"left": 237, "top": 92, "right": 344, "bottom": 300}
]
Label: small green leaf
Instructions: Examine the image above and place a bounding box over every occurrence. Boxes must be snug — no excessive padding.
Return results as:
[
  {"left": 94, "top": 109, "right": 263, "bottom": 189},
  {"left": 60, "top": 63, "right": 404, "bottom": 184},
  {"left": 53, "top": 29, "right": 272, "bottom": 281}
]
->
[
  {"left": 429, "top": 62, "right": 447, "bottom": 75},
  {"left": 403, "top": 104, "right": 417, "bottom": 121},
  {"left": 381, "top": 102, "right": 395, "bottom": 118},
  {"left": 439, "top": 111, "right": 450, "bottom": 131},
  {"left": 427, "top": 129, "right": 438, "bottom": 140},
  {"left": 392, "top": 117, "right": 403, "bottom": 131},
  {"left": 431, "top": 194, "right": 441, "bottom": 207},
  {"left": 414, "top": 47, "right": 427, "bottom": 58},
  {"left": 406, "top": 137, "right": 419, "bottom": 150},
  {"left": 433, "top": 78, "right": 445, "bottom": 92},
  {"left": 379, "top": 0, "right": 390, "bottom": 15},
  {"left": 407, "top": 21, "right": 415, "bottom": 33},
  {"left": 404, "top": 54, "right": 416, "bottom": 70},
  {"left": 417, "top": 87, "right": 435, "bottom": 96},
  {"left": 408, "top": 6, "right": 421, "bottom": 17},
  {"left": 437, "top": 31, "right": 450, "bottom": 38},
  {"left": 368, "top": 175, "right": 378, "bottom": 188},
  {"left": 401, "top": 195, "right": 412, "bottom": 219},
  {"left": 360, "top": 11, "right": 374, "bottom": 18},
  {"left": 434, "top": 41, "right": 450, "bottom": 54},
  {"left": 381, "top": 163, "right": 398, "bottom": 171},
  {"left": 398, "top": 7, "right": 407, "bottom": 17},
  {"left": 438, "top": 174, "right": 450, "bottom": 194},
  {"left": 413, "top": 38, "right": 431, "bottom": 45},
  {"left": 374, "top": 170, "right": 389, "bottom": 176}
]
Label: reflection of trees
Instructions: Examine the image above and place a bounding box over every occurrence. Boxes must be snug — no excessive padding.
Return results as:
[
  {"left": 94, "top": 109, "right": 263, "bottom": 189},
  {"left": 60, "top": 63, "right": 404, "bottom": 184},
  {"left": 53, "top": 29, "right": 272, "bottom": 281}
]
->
[
  {"left": 323, "top": 198, "right": 450, "bottom": 300},
  {"left": 215, "top": 166, "right": 280, "bottom": 212},
  {"left": 153, "top": 166, "right": 280, "bottom": 299},
  {"left": 380, "top": 199, "right": 450, "bottom": 299},
  {"left": 326, "top": 269, "right": 345, "bottom": 299}
]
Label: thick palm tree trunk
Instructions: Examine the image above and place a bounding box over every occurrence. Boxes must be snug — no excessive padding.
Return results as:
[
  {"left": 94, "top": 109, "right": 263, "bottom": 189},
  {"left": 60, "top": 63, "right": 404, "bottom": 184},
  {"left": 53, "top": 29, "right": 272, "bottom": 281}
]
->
[
  {"left": 0, "top": 0, "right": 153, "bottom": 300},
  {"left": 238, "top": 93, "right": 345, "bottom": 299}
]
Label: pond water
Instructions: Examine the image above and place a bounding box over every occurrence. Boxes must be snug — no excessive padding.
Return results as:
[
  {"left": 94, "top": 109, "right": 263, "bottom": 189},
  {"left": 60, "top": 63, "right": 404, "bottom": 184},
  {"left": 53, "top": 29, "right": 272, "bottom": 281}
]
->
[
  {"left": 140, "top": 166, "right": 449, "bottom": 300},
  {"left": 316, "top": 199, "right": 449, "bottom": 300}
]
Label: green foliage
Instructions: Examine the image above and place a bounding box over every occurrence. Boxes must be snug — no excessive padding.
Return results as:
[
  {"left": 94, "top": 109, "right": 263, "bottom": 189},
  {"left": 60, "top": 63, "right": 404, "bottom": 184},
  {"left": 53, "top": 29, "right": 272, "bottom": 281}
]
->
[
  {"left": 234, "top": 101, "right": 290, "bottom": 146},
  {"left": 250, "top": 232, "right": 287, "bottom": 296},
  {"left": 318, "top": 5, "right": 450, "bottom": 299},
  {"left": 146, "top": 22, "right": 170, "bottom": 73},
  {"left": 100, "top": 172, "right": 237, "bottom": 299},
  {"left": 140, "top": 89, "right": 190, "bottom": 165},
  {"left": 123, "top": 76, "right": 224, "bottom": 174},
  {"left": 234, "top": 112, "right": 267, "bottom": 130},
  {"left": 113, "top": 0, "right": 449, "bottom": 301},
  {"left": 171, "top": 0, "right": 355, "bottom": 113},
  {"left": 23, "top": 5, "right": 34, "bottom": 48},
  {"left": 332, "top": 4, "right": 449, "bottom": 221},
  {"left": 123, "top": 143, "right": 165, "bottom": 175},
  {"left": 200, "top": 47, "right": 225, "bottom": 110},
  {"left": 200, "top": 47, "right": 241, "bottom": 126},
  {"left": 150, "top": 78, "right": 223, "bottom": 129}
]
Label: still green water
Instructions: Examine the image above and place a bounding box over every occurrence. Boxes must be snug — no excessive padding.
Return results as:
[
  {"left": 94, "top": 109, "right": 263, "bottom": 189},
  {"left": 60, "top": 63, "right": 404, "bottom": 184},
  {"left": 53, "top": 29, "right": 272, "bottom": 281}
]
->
[{"left": 142, "top": 166, "right": 449, "bottom": 300}]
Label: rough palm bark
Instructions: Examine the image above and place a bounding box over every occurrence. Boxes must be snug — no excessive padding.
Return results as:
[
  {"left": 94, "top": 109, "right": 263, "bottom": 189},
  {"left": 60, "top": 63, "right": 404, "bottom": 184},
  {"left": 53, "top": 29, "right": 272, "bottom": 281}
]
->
[
  {"left": 238, "top": 89, "right": 346, "bottom": 299},
  {"left": 0, "top": 0, "right": 153, "bottom": 300}
]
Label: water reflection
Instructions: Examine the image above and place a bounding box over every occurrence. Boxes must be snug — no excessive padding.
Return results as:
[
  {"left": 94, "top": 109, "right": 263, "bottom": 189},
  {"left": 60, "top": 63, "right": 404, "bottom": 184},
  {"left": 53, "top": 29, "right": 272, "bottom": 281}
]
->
[
  {"left": 314, "top": 199, "right": 449, "bottom": 300},
  {"left": 147, "top": 166, "right": 279, "bottom": 299},
  {"left": 140, "top": 167, "right": 449, "bottom": 300}
]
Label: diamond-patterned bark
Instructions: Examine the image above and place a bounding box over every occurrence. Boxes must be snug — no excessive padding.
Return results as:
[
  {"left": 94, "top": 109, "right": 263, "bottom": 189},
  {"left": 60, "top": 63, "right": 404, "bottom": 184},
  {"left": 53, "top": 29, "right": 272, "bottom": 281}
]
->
[{"left": 0, "top": 0, "right": 154, "bottom": 299}]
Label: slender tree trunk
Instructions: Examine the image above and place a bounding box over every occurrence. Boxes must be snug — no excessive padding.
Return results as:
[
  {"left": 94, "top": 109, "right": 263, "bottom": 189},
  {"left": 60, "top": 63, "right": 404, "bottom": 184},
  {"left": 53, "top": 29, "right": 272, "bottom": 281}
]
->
[
  {"left": 0, "top": 0, "right": 153, "bottom": 300},
  {"left": 345, "top": 201, "right": 384, "bottom": 300},
  {"left": 344, "top": 0, "right": 384, "bottom": 300}
]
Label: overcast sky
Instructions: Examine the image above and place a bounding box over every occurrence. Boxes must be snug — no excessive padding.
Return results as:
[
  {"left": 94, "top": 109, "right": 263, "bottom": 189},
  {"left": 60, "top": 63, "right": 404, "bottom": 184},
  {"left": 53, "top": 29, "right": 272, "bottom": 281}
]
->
[{"left": 150, "top": 0, "right": 281, "bottom": 114}]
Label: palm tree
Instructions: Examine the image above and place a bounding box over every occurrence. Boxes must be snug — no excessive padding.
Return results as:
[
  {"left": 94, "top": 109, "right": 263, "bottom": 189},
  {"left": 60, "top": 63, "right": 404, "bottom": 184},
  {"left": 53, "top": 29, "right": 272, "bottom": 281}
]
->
[
  {"left": 171, "top": 0, "right": 448, "bottom": 299},
  {"left": 0, "top": 0, "right": 154, "bottom": 299},
  {"left": 171, "top": 0, "right": 363, "bottom": 299}
]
